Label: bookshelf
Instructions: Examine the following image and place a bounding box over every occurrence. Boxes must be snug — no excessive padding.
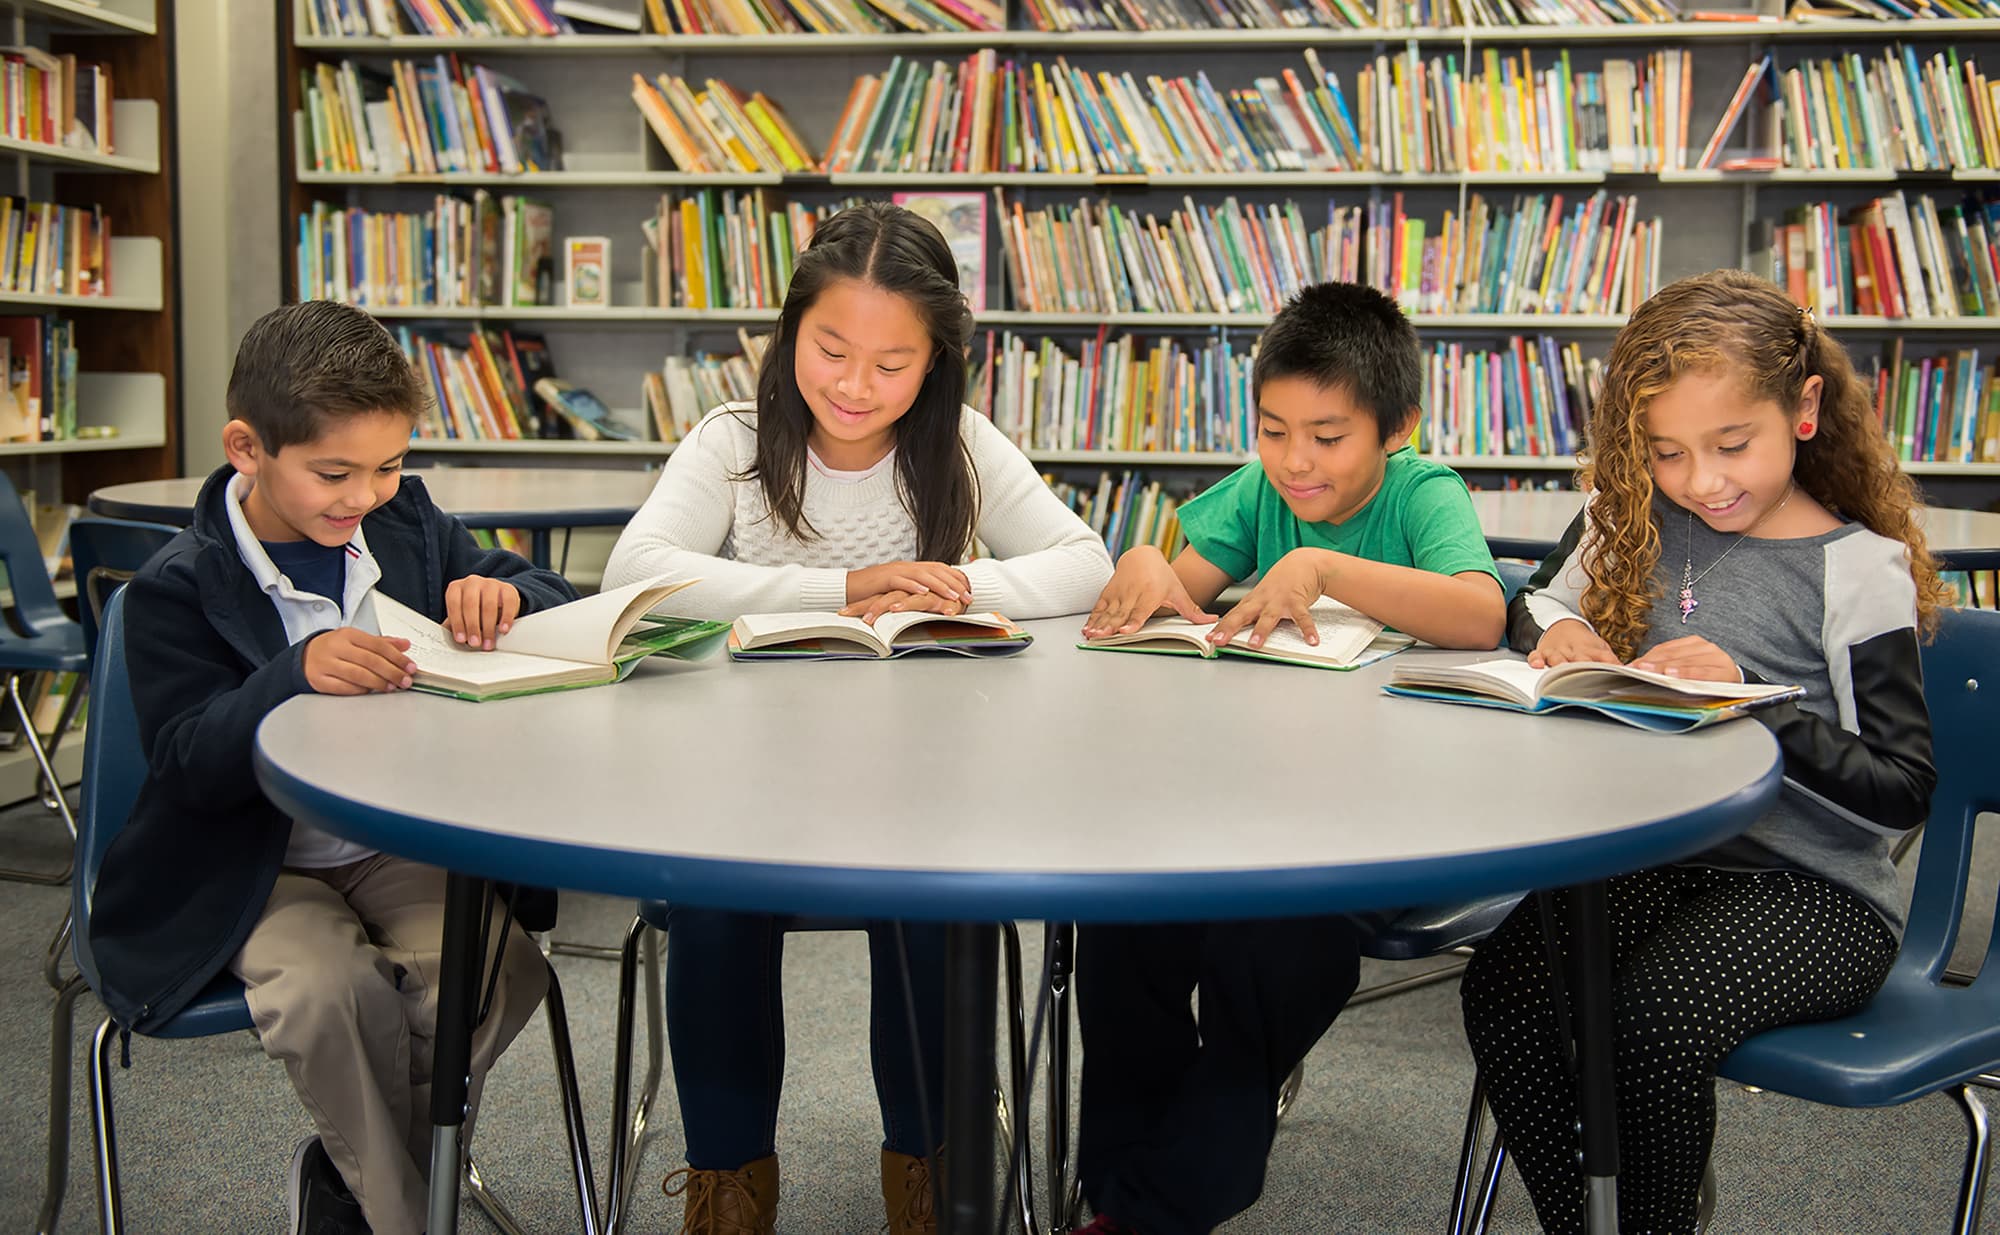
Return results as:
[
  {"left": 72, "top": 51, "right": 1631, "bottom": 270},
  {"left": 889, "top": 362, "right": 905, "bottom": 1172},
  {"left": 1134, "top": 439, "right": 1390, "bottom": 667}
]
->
[
  {"left": 278, "top": 1, "right": 2000, "bottom": 528},
  {"left": 0, "top": 0, "right": 180, "bottom": 515}
]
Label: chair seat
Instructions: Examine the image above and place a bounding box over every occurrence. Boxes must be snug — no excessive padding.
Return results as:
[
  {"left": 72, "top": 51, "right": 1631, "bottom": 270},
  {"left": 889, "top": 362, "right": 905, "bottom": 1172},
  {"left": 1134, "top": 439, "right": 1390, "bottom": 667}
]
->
[
  {"left": 145, "top": 971, "right": 255, "bottom": 1041},
  {"left": 1719, "top": 970, "right": 2000, "bottom": 1109},
  {"left": 0, "top": 625, "right": 87, "bottom": 674},
  {"left": 1350, "top": 895, "right": 1525, "bottom": 961}
]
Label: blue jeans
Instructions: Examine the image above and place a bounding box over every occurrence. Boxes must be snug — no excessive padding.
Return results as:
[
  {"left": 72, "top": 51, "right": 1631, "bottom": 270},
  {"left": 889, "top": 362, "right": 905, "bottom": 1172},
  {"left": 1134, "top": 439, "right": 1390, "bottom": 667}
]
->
[{"left": 662, "top": 906, "right": 947, "bottom": 1170}]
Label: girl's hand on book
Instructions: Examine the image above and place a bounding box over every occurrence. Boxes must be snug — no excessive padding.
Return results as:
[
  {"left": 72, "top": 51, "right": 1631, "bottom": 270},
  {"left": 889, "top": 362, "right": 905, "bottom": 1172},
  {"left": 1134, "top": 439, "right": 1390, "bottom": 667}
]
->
[
  {"left": 846, "top": 561, "right": 972, "bottom": 607},
  {"left": 1083, "top": 546, "right": 1214, "bottom": 638},
  {"left": 1631, "top": 635, "right": 1741, "bottom": 682},
  {"left": 1529, "top": 620, "right": 1619, "bottom": 669},
  {"left": 840, "top": 589, "right": 966, "bottom": 625},
  {"left": 1209, "top": 549, "right": 1324, "bottom": 649},
  {"left": 445, "top": 577, "right": 522, "bottom": 651},
  {"left": 305, "top": 629, "right": 416, "bottom": 696}
]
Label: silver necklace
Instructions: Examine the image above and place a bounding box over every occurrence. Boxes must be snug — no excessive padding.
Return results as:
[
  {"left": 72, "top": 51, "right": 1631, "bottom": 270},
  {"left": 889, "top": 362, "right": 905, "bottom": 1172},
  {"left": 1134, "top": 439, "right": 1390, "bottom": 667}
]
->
[{"left": 1678, "top": 484, "right": 1793, "bottom": 624}]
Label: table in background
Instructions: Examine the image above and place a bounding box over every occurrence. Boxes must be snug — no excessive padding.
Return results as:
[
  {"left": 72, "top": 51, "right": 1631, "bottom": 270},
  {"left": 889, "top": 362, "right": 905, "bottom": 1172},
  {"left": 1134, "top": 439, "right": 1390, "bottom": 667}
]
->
[
  {"left": 87, "top": 468, "right": 658, "bottom": 572},
  {"left": 1472, "top": 490, "right": 2000, "bottom": 571},
  {"left": 255, "top": 619, "right": 1782, "bottom": 1235}
]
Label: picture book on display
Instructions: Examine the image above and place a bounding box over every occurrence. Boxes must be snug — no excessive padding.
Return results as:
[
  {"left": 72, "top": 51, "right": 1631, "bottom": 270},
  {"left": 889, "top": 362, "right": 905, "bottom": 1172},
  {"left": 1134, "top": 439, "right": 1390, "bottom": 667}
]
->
[
  {"left": 729, "top": 610, "right": 1032, "bottom": 660},
  {"left": 1080, "top": 600, "right": 1413, "bottom": 671},
  {"left": 1383, "top": 658, "right": 1804, "bottom": 733},
  {"left": 374, "top": 576, "right": 727, "bottom": 701}
]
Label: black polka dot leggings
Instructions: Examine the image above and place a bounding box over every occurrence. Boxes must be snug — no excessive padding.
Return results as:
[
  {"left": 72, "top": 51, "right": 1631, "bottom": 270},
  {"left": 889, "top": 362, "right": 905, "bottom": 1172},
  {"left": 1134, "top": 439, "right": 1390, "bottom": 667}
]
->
[{"left": 1460, "top": 866, "right": 1898, "bottom": 1235}]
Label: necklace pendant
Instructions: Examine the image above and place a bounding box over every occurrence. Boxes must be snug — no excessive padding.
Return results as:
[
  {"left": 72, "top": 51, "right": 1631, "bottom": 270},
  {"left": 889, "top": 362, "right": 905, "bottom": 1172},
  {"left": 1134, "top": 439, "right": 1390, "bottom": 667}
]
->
[{"left": 1679, "top": 584, "right": 1699, "bottom": 623}]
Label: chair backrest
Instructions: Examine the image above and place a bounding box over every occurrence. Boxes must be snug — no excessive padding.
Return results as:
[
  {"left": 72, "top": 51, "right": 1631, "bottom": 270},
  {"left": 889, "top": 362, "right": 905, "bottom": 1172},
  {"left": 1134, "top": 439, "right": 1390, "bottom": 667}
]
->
[
  {"left": 72, "top": 588, "right": 144, "bottom": 989},
  {"left": 0, "top": 468, "right": 72, "bottom": 635},
  {"left": 66, "top": 517, "right": 179, "bottom": 657},
  {"left": 1496, "top": 559, "right": 1537, "bottom": 605},
  {"left": 1893, "top": 606, "right": 2000, "bottom": 984}
]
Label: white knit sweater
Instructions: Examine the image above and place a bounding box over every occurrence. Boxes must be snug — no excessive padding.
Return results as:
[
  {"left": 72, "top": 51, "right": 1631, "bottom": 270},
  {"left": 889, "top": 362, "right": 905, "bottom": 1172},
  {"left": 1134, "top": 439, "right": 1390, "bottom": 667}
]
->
[{"left": 603, "top": 402, "right": 1114, "bottom": 620}]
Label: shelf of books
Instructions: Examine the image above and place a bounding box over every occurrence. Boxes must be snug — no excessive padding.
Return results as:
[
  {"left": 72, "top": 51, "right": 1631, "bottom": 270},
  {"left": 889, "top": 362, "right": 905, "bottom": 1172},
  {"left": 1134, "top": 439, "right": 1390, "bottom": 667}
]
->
[
  {"left": 0, "top": 0, "right": 182, "bottom": 525},
  {"left": 283, "top": 0, "right": 2000, "bottom": 532}
]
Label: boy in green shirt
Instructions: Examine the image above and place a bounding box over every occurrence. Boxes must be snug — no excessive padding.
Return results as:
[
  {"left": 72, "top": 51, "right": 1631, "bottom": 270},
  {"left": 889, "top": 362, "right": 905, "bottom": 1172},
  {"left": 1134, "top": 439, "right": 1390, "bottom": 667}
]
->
[{"left": 1071, "top": 282, "right": 1504, "bottom": 1235}]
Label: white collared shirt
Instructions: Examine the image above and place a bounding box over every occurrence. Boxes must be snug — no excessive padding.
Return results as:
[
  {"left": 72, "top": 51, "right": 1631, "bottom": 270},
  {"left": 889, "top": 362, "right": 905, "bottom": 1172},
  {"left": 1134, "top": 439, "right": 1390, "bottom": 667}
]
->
[{"left": 226, "top": 473, "right": 382, "bottom": 869}]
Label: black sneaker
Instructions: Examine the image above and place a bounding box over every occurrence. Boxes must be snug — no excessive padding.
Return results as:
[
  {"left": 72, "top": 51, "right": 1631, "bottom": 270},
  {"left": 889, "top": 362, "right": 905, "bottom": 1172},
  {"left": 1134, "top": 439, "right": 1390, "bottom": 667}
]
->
[{"left": 288, "top": 1136, "right": 371, "bottom": 1235}]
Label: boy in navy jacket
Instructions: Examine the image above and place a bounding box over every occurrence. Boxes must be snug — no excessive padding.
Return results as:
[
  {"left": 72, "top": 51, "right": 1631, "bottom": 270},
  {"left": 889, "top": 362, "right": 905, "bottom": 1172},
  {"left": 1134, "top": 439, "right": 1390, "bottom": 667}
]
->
[{"left": 89, "top": 301, "right": 577, "bottom": 1235}]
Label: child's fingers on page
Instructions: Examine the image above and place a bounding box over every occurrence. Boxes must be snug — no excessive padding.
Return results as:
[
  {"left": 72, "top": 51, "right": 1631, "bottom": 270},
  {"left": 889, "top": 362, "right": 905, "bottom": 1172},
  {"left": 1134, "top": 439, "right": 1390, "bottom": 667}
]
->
[
  {"left": 1248, "top": 609, "right": 1284, "bottom": 647},
  {"left": 347, "top": 647, "right": 414, "bottom": 690},
  {"left": 479, "top": 586, "right": 503, "bottom": 648},
  {"left": 1290, "top": 605, "right": 1320, "bottom": 645}
]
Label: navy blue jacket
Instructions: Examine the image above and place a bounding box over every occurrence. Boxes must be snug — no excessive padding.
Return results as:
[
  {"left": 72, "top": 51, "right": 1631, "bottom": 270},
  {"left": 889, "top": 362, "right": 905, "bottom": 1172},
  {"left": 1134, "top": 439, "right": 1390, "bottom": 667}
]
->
[{"left": 89, "top": 465, "right": 578, "bottom": 1032}]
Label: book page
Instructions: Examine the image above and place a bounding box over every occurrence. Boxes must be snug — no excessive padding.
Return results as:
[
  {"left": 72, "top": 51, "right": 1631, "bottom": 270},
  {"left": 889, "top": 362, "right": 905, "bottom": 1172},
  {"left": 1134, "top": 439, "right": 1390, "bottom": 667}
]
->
[
  {"left": 1220, "top": 599, "right": 1386, "bottom": 665},
  {"left": 494, "top": 576, "right": 694, "bottom": 665},
  {"left": 873, "top": 609, "right": 1018, "bottom": 644},
  {"left": 374, "top": 593, "right": 587, "bottom": 689},
  {"left": 734, "top": 611, "right": 885, "bottom": 653}
]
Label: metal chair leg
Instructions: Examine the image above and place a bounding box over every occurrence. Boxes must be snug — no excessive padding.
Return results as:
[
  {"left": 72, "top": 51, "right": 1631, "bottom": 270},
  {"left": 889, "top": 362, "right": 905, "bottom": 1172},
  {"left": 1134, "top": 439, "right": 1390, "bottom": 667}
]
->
[
  {"left": 35, "top": 973, "right": 86, "bottom": 1235},
  {"left": 1951, "top": 1082, "right": 1992, "bottom": 1235},
  {"left": 542, "top": 964, "right": 602, "bottom": 1235},
  {"left": 0, "top": 672, "right": 76, "bottom": 886},
  {"left": 1449, "top": 1076, "right": 1488, "bottom": 1235},
  {"left": 1470, "top": 1135, "right": 1507, "bottom": 1235},
  {"left": 1045, "top": 922, "right": 1082, "bottom": 1233},
  {"left": 1348, "top": 956, "right": 1472, "bottom": 1009},
  {"left": 465, "top": 1156, "right": 530, "bottom": 1235},
  {"left": 88, "top": 1014, "right": 124, "bottom": 1235},
  {"left": 606, "top": 916, "right": 656, "bottom": 1235},
  {"left": 37, "top": 678, "right": 86, "bottom": 814},
  {"left": 44, "top": 907, "right": 72, "bottom": 991},
  {"left": 1275, "top": 1061, "right": 1305, "bottom": 1123},
  {"left": 998, "top": 920, "right": 1038, "bottom": 1235}
]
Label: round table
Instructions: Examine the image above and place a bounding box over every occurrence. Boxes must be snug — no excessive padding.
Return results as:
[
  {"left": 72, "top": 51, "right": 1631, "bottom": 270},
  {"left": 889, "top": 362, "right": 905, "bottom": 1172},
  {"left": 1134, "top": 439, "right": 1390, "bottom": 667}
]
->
[
  {"left": 254, "top": 620, "right": 1783, "bottom": 1234},
  {"left": 88, "top": 468, "right": 660, "bottom": 571},
  {"left": 1472, "top": 490, "right": 2000, "bottom": 571}
]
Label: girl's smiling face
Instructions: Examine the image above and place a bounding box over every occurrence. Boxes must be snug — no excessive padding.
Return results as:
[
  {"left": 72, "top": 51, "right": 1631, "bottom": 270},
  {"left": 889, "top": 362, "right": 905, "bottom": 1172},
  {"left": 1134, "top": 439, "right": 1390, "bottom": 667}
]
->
[
  {"left": 1644, "top": 369, "right": 1822, "bottom": 535},
  {"left": 793, "top": 278, "right": 936, "bottom": 471}
]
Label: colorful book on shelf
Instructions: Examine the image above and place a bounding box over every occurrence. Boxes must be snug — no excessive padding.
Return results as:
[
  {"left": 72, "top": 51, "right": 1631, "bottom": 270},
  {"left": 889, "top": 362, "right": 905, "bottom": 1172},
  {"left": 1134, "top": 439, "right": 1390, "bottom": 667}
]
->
[
  {"left": 1695, "top": 54, "right": 1772, "bottom": 171},
  {"left": 374, "top": 576, "right": 727, "bottom": 702},
  {"left": 729, "top": 610, "right": 1033, "bottom": 660},
  {"left": 1383, "top": 657, "right": 1804, "bottom": 733},
  {"left": 533, "top": 377, "right": 639, "bottom": 441},
  {"left": 1080, "top": 600, "right": 1412, "bottom": 671}
]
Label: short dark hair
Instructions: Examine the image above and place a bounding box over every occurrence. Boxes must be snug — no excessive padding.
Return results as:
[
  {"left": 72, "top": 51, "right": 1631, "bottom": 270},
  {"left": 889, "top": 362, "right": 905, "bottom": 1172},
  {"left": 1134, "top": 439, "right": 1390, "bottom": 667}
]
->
[
  {"left": 1253, "top": 282, "right": 1422, "bottom": 442},
  {"left": 226, "top": 301, "right": 427, "bottom": 451}
]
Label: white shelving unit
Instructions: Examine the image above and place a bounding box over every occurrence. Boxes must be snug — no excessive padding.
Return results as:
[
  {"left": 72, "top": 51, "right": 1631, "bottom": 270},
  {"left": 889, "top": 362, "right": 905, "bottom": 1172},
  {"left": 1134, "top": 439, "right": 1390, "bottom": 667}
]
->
[{"left": 284, "top": 1, "right": 2000, "bottom": 513}]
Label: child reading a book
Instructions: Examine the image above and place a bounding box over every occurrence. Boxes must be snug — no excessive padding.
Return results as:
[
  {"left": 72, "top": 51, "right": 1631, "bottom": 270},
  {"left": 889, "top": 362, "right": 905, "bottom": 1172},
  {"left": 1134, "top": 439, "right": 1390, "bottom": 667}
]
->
[
  {"left": 90, "top": 301, "right": 577, "bottom": 1235},
  {"left": 1070, "top": 281, "right": 1504, "bottom": 1235},
  {"left": 1461, "top": 270, "right": 1943, "bottom": 1234},
  {"left": 601, "top": 200, "right": 1112, "bottom": 1233}
]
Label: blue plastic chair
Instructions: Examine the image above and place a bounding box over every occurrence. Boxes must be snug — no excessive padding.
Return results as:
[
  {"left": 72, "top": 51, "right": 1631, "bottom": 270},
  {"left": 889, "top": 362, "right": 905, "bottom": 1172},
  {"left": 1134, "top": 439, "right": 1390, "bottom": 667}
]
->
[
  {"left": 0, "top": 469, "right": 89, "bottom": 888},
  {"left": 42, "top": 589, "right": 604, "bottom": 1235},
  {"left": 1454, "top": 605, "right": 2000, "bottom": 1235},
  {"left": 65, "top": 517, "right": 178, "bottom": 659}
]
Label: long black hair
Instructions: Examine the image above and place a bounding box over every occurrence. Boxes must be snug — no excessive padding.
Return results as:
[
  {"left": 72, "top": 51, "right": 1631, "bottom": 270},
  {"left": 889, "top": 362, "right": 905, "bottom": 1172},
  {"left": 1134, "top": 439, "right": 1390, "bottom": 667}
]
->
[{"left": 742, "top": 201, "right": 978, "bottom": 562}]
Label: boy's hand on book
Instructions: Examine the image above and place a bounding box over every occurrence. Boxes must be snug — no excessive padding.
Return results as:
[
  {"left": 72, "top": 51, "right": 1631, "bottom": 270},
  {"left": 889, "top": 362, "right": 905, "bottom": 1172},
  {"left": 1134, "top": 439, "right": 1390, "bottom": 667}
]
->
[
  {"left": 444, "top": 577, "right": 522, "bottom": 650},
  {"left": 1631, "top": 635, "right": 1741, "bottom": 683},
  {"left": 305, "top": 629, "right": 417, "bottom": 696},
  {"left": 840, "top": 589, "right": 967, "bottom": 625},
  {"left": 1082, "top": 545, "right": 1215, "bottom": 638},
  {"left": 846, "top": 561, "right": 971, "bottom": 607},
  {"left": 1528, "top": 619, "right": 1620, "bottom": 669},
  {"left": 1209, "top": 548, "right": 1326, "bottom": 649}
]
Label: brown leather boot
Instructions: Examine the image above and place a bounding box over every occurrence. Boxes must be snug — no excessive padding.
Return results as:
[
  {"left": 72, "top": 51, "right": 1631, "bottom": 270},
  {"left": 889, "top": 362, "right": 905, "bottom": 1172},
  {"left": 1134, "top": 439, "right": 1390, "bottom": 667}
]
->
[
  {"left": 880, "top": 1148, "right": 939, "bottom": 1234},
  {"left": 662, "top": 1154, "right": 778, "bottom": 1235}
]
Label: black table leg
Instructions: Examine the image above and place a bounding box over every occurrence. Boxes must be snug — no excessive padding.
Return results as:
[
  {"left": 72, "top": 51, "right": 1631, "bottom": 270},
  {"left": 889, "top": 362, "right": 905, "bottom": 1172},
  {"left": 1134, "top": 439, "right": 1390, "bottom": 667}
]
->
[
  {"left": 1564, "top": 881, "right": 1619, "bottom": 1235},
  {"left": 942, "top": 923, "right": 998, "bottom": 1235},
  {"left": 528, "top": 529, "right": 552, "bottom": 571},
  {"left": 427, "top": 871, "right": 486, "bottom": 1234}
]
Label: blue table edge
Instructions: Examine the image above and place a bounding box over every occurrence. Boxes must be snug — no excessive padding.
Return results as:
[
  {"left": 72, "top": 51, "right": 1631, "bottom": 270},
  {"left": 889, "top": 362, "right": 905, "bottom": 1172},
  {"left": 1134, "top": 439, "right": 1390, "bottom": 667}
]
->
[{"left": 253, "top": 732, "right": 1785, "bottom": 923}]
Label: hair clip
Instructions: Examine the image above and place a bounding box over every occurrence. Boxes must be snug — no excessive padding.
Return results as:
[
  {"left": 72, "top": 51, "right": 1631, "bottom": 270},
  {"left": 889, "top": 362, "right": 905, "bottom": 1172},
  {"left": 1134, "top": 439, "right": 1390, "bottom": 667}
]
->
[{"left": 1799, "top": 305, "right": 1815, "bottom": 326}]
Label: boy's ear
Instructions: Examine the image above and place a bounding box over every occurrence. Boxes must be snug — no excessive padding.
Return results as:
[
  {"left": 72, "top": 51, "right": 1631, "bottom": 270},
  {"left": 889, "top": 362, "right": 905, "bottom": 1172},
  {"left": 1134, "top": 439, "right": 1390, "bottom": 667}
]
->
[
  {"left": 1382, "top": 407, "right": 1419, "bottom": 452},
  {"left": 221, "top": 419, "right": 265, "bottom": 475}
]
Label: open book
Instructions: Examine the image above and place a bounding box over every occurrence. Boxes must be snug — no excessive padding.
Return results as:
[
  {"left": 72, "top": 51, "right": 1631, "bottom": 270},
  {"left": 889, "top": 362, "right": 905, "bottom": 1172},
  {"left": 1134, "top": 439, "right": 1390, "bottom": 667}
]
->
[
  {"left": 374, "top": 576, "right": 728, "bottom": 701},
  {"left": 729, "top": 610, "right": 1032, "bottom": 660},
  {"left": 1079, "top": 599, "right": 1414, "bottom": 671},
  {"left": 1384, "top": 657, "right": 1804, "bottom": 733}
]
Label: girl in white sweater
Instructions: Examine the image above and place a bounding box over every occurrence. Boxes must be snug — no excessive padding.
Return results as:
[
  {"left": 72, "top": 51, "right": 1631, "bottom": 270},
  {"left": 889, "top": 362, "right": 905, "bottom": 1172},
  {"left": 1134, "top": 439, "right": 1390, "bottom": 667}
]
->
[{"left": 603, "top": 201, "right": 1110, "bottom": 1235}]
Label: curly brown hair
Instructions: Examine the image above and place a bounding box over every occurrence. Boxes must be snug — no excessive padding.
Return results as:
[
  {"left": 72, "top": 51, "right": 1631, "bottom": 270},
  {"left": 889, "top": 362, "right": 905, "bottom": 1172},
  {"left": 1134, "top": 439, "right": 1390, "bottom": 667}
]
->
[{"left": 1576, "top": 269, "right": 1949, "bottom": 660}]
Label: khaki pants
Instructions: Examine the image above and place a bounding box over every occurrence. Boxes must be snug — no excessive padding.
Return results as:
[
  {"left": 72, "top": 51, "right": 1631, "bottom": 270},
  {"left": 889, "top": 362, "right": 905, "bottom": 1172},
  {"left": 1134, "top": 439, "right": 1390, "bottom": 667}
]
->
[{"left": 228, "top": 853, "right": 548, "bottom": 1235}]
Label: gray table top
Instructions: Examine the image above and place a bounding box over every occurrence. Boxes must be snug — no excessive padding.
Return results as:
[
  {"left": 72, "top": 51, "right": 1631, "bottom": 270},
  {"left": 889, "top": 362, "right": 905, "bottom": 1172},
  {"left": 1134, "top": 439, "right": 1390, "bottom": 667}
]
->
[
  {"left": 88, "top": 467, "right": 659, "bottom": 529},
  {"left": 254, "top": 618, "right": 1783, "bottom": 923},
  {"left": 1471, "top": 490, "right": 2000, "bottom": 569}
]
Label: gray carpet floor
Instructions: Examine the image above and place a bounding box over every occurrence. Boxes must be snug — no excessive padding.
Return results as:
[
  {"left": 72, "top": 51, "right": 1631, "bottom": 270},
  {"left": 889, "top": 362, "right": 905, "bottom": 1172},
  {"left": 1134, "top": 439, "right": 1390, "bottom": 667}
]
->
[{"left": 4, "top": 796, "right": 1997, "bottom": 1234}]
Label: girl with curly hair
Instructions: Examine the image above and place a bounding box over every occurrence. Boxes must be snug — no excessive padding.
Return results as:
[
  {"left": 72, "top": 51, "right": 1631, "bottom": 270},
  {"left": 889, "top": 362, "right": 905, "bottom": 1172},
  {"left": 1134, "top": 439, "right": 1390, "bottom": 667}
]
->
[{"left": 1459, "top": 268, "right": 1945, "bottom": 1234}]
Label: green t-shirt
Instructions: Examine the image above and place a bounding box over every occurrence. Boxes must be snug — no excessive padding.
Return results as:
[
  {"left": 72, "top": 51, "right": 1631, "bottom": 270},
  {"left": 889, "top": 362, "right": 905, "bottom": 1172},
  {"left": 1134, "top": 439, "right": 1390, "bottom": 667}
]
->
[{"left": 1178, "top": 447, "right": 1500, "bottom": 585}]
